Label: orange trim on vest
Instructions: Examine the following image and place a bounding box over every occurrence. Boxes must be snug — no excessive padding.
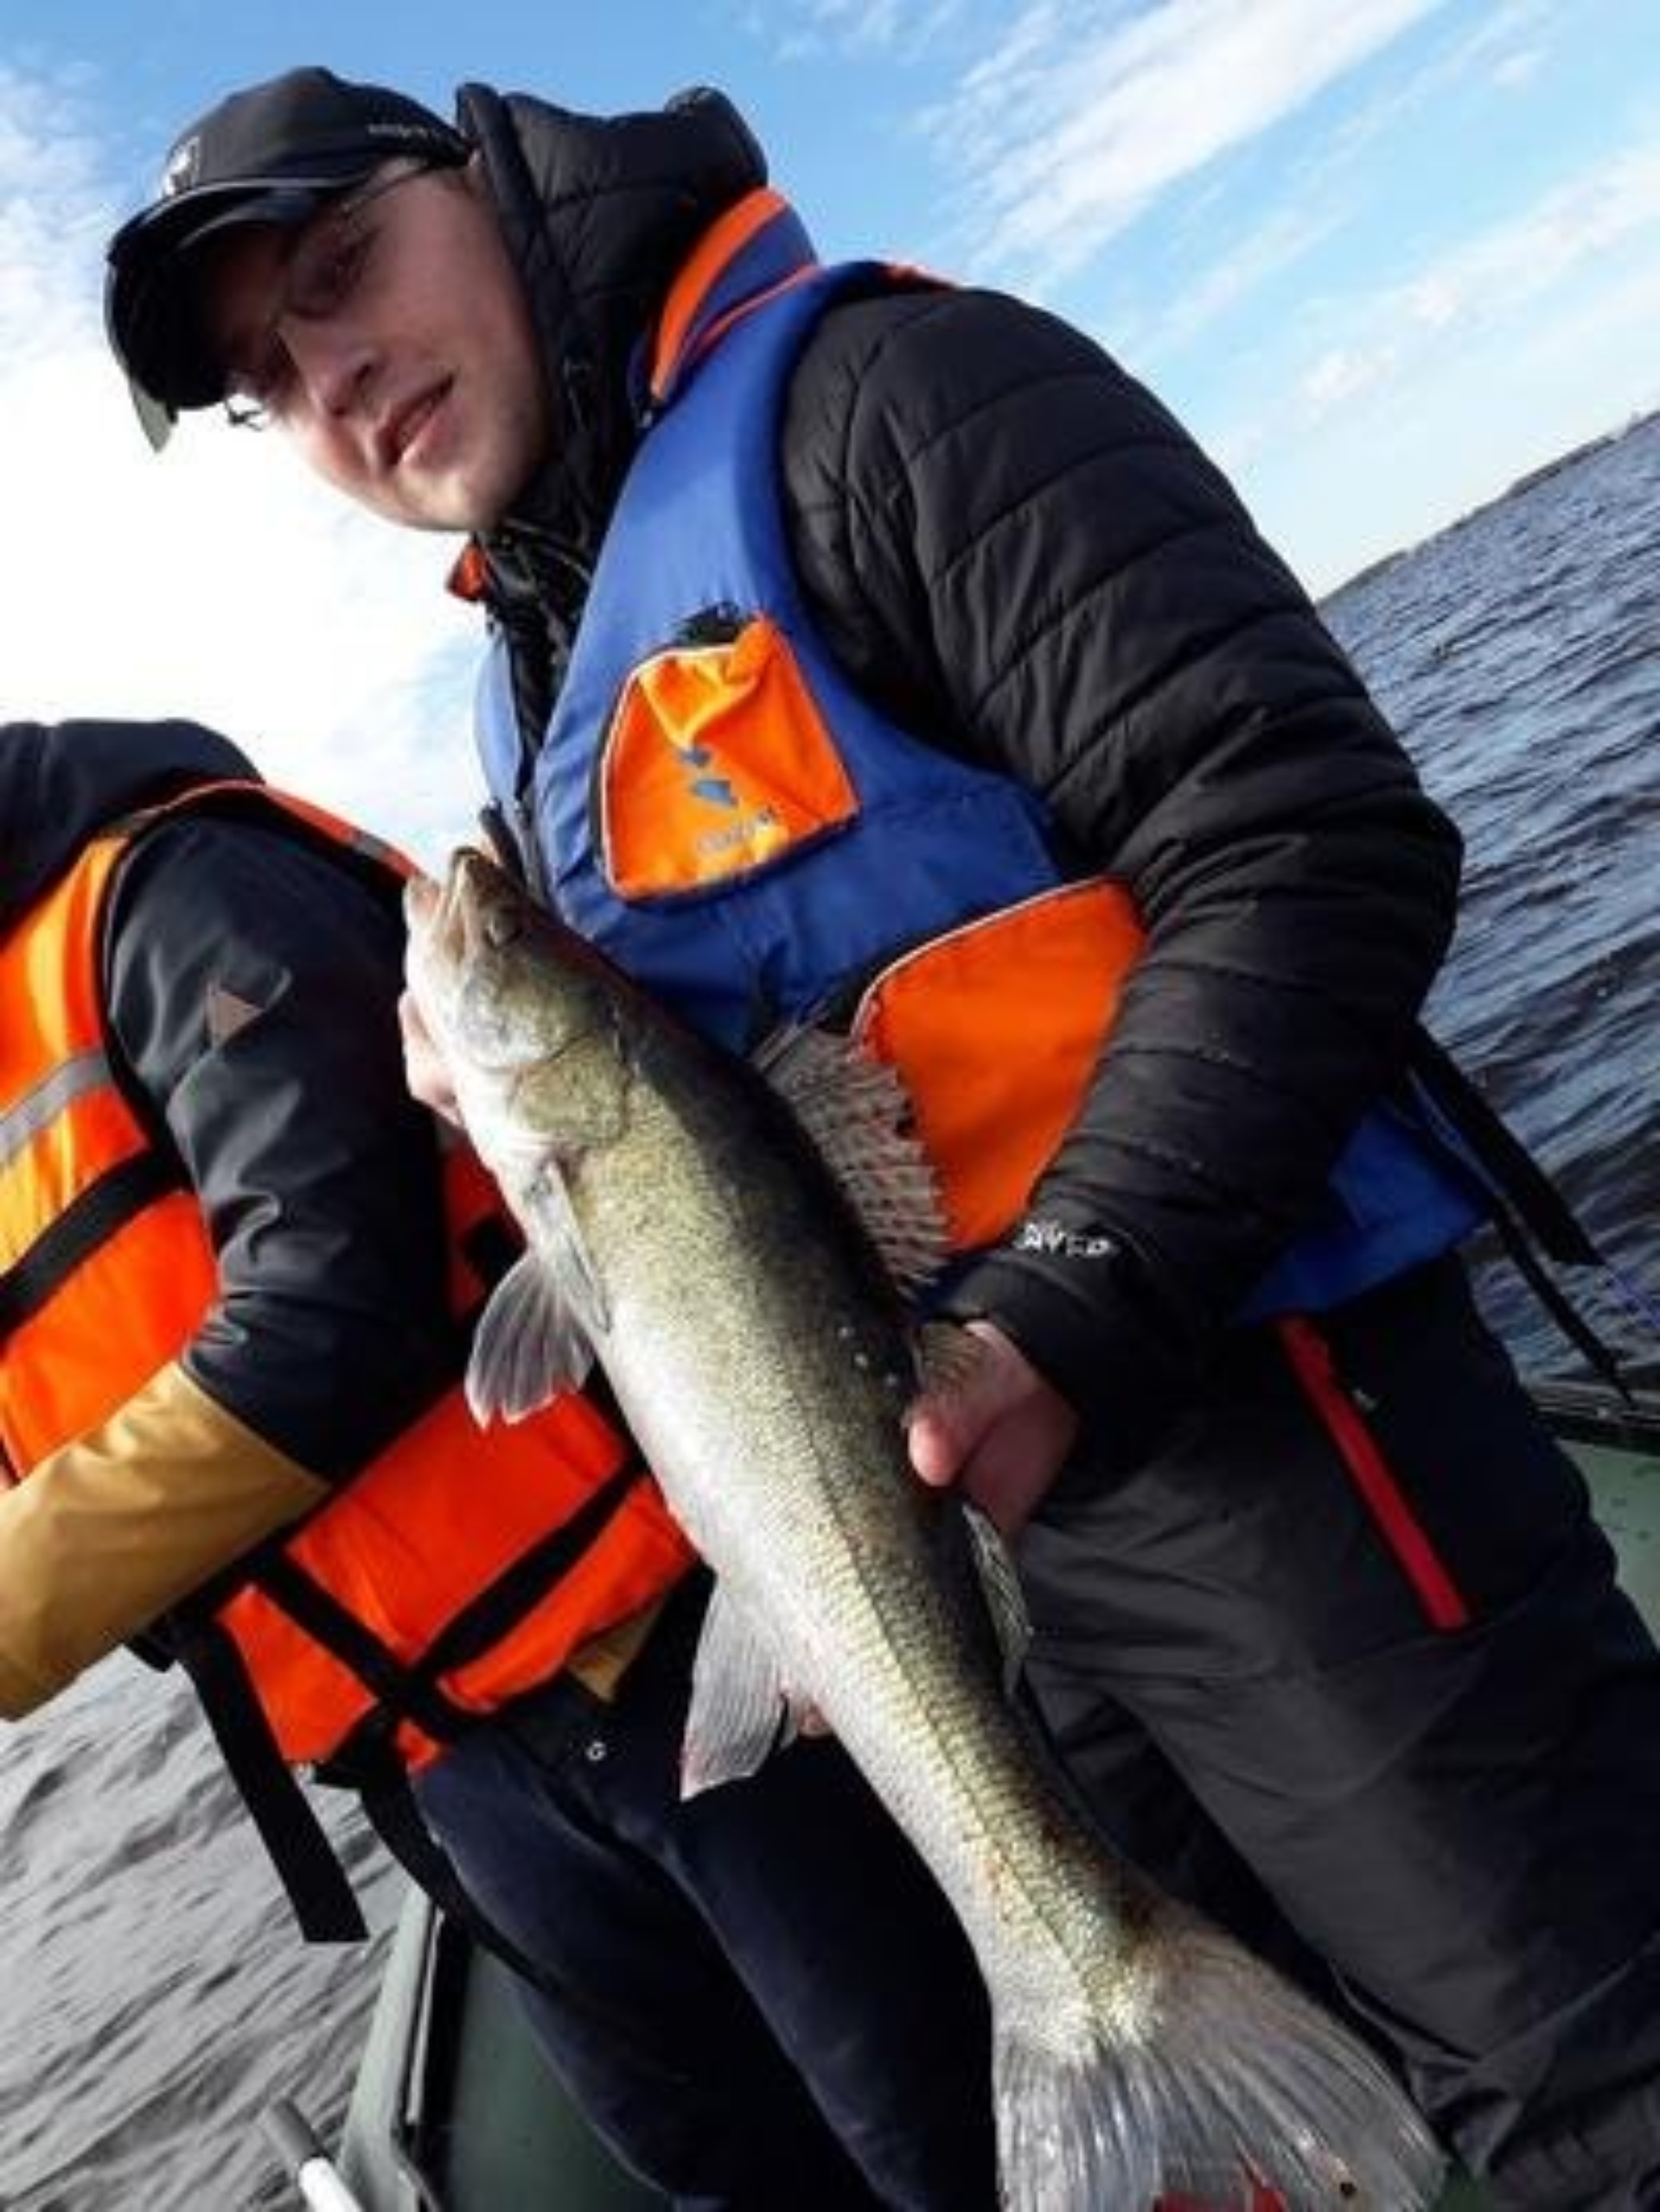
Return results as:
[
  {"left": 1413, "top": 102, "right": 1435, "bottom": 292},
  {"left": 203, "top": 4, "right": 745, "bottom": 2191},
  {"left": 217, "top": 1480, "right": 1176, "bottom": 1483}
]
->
[
  {"left": 601, "top": 614, "right": 859, "bottom": 896},
  {"left": 447, "top": 540, "right": 492, "bottom": 604},
  {"left": 648, "top": 186, "right": 800, "bottom": 401},
  {"left": 0, "top": 784, "right": 694, "bottom": 1766},
  {"left": 850, "top": 879, "right": 1146, "bottom": 1250},
  {"left": 671, "top": 265, "right": 821, "bottom": 398}
]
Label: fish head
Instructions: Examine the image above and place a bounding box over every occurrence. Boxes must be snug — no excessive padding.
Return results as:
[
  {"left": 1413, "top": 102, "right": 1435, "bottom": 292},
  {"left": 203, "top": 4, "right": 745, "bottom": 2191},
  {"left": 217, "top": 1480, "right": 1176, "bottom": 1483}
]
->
[{"left": 404, "top": 848, "right": 630, "bottom": 1175}]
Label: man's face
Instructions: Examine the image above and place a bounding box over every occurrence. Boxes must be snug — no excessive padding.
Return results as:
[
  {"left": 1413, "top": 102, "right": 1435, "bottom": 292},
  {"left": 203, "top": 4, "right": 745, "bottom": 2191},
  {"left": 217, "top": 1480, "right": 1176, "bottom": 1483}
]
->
[{"left": 201, "top": 159, "right": 551, "bottom": 534}]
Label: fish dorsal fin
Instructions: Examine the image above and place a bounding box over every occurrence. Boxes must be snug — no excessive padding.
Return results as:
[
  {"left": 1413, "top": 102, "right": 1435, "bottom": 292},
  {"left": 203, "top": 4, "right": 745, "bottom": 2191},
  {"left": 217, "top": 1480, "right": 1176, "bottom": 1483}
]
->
[
  {"left": 756, "top": 1025, "right": 948, "bottom": 1293},
  {"left": 465, "top": 1171, "right": 606, "bottom": 1425},
  {"left": 916, "top": 1318, "right": 988, "bottom": 1401}
]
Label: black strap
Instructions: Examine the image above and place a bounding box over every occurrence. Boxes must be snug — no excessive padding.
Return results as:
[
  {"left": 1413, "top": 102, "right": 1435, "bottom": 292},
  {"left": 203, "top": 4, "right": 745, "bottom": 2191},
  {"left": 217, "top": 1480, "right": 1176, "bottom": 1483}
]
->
[
  {"left": 175, "top": 1441, "right": 652, "bottom": 1949},
  {"left": 176, "top": 1621, "right": 367, "bottom": 1942},
  {"left": 1409, "top": 1026, "right": 1605, "bottom": 1266},
  {"left": 250, "top": 1554, "right": 480, "bottom": 1744},
  {"left": 1408, "top": 1026, "right": 1637, "bottom": 1390},
  {"left": 0, "top": 1151, "right": 175, "bottom": 1343},
  {"left": 1488, "top": 1204, "right": 1635, "bottom": 1403},
  {"left": 354, "top": 1746, "right": 565, "bottom": 1991},
  {"left": 245, "top": 1452, "right": 647, "bottom": 1745},
  {"left": 412, "top": 1456, "right": 648, "bottom": 1685}
]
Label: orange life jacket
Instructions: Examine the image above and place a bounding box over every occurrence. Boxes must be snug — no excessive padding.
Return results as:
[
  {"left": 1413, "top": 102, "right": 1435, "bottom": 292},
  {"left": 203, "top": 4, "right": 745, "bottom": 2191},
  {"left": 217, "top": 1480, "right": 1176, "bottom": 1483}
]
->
[{"left": 0, "top": 782, "right": 694, "bottom": 1785}]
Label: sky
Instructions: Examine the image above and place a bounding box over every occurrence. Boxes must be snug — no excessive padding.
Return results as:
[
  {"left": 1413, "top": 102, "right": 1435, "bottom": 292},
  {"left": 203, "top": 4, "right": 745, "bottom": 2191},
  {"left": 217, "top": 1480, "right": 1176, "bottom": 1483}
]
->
[{"left": 3, "top": 0, "right": 1657, "bottom": 860}]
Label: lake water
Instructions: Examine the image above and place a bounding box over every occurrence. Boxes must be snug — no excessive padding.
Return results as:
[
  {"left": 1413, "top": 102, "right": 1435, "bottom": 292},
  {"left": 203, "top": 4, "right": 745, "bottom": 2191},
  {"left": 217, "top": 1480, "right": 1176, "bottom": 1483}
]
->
[
  {"left": 1325, "top": 412, "right": 1659, "bottom": 1378},
  {"left": 2, "top": 415, "right": 1656, "bottom": 2210}
]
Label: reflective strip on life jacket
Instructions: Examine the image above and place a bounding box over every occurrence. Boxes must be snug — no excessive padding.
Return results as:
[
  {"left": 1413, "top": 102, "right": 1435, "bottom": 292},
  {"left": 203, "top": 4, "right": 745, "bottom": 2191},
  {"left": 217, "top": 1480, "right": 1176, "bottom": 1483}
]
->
[{"left": 0, "top": 1049, "right": 112, "bottom": 1168}]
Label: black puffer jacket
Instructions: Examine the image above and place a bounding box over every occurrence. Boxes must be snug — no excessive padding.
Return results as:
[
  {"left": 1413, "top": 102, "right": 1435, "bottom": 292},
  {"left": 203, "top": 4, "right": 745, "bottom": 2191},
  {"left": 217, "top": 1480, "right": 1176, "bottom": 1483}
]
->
[{"left": 458, "top": 84, "right": 1464, "bottom": 1462}]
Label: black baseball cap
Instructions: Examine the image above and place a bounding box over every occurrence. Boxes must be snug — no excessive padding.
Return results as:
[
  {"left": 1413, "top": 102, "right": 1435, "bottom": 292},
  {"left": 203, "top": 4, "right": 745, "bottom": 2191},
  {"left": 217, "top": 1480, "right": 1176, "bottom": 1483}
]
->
[{"left": 105, "top": 66, "right": 468, "bottom": 448}]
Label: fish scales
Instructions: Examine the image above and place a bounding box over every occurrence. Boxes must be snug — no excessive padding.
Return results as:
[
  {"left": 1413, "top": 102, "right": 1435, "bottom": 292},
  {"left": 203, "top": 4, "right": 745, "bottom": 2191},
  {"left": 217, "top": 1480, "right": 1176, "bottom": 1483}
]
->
[{"left": 555, "top": 1032, "right": 1134, "bottom": 2002}]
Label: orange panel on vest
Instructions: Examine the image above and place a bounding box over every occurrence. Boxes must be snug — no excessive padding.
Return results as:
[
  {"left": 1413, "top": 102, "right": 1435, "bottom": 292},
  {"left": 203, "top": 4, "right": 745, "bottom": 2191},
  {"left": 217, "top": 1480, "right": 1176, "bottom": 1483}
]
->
[
  {"left": 600, "top": 615, "right": 859, "bottom": 896},
  {"left": 852, "top": 879, "right": 1145, "bottom": 1250},
  {"left": 2, "top": 1191, "right": 215, "bottom": 1469},
  {"left": 220, "top": 1382, "right": 696, "bottom": 1765}
]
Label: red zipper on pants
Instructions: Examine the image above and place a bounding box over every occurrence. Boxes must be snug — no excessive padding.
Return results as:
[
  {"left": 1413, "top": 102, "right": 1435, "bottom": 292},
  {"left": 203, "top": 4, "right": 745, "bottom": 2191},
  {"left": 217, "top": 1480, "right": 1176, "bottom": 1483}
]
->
[{"left": 1276, "top": 1314, "right": 1471, "bottom": 1632}]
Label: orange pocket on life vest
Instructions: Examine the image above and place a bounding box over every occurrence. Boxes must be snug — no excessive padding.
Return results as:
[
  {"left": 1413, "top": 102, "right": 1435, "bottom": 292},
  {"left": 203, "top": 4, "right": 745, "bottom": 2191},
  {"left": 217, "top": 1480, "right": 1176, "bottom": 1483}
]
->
[
  {"left": 851, "top": 879, "right": 1145, "bottom": 1250},
  {"left": 598, "top": 612, "right": 859, "bottom": 898}
]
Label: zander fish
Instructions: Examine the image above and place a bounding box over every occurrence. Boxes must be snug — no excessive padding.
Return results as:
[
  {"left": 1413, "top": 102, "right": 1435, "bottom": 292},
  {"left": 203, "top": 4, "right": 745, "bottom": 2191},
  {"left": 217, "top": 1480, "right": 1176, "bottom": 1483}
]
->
[{"left": 404, "top": 847, "right": 1446, "bottom": 2212}]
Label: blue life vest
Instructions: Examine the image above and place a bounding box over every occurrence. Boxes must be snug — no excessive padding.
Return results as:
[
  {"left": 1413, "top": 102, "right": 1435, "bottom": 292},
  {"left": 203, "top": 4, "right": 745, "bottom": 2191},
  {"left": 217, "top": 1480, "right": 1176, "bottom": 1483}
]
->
[{"left": 475, "top": 201, "right": 1484, "bottom": 1318}]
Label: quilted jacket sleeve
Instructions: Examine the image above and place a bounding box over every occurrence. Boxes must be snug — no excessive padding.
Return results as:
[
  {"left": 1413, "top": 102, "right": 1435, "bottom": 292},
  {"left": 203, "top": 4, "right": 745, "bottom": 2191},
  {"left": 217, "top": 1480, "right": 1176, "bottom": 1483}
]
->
[
  {"left": 104, "top": 817, "right": 456, "bottom": 1475},
  {"left": 783, "top": 283, "right": 1463, "bottom": 1462}
]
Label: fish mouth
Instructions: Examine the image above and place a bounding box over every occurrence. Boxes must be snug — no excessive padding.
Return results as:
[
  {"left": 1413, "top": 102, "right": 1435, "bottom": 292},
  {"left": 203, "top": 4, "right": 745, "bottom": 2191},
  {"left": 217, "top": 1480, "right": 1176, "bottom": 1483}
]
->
[
  {"left": 447, "top": 847, "right": 530, "bottom": 956},
  {"left": 404, "top": 869, "right": 444, "bottom": 936},
  {"left": 404, "top": 866, "right": 463, "bottom": 977},
  {"left": 408, "top": 847, "right": 503, "bottom": 949},
  {"left": 405, "top": 848, "right": 537, "bottom": 1050},
  {"left": 403, "top": 852, "right": 483, "bottom": 1008}
]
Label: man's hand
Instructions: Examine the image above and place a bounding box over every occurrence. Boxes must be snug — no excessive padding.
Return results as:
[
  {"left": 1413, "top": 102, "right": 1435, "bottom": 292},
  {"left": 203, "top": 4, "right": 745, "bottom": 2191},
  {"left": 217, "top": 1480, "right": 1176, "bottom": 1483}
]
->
[
  {"left": 905, "top": 1319, "right": 1078, "bottom": 1536},
  {"left": 399, "top": 988, "right": 461, "bottom": 1125}
]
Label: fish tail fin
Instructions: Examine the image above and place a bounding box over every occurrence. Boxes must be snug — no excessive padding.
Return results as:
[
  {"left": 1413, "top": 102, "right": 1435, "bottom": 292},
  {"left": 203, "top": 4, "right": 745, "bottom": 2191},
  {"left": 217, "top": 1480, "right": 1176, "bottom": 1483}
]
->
[{"left": 993, "top": 1912, "right": 1445, "bottom": 2210}]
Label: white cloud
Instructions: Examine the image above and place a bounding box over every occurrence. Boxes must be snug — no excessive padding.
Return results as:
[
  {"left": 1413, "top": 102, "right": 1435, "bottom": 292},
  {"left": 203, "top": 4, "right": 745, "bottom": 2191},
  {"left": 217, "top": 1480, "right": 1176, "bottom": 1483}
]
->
[
  {"left": 922, "top": 0, "right": 1449, "bottom": 289},
  {"left": 744, "top": 0, "right": 967, "bottom": 61},
  {"left": 1089, "top": 0, "right": 1585, "bottom": 371},
  {"left": 1302, "top": 342, "right": 1382, "bottom": 413},
  {"left": 1290, "top": 137, "right": 1660, "bottom": 425},
  {"left": 1491, "top": 44, "right": 1543, "bottom": 89},
  {"left": 1106, "top": 194, "right": 1344, "bottom": 369},
  {"left": 0, "top": 64, "right": 483, "bottom": 867},
  {"left": 1215, "top": 129, "right": 1660, "bottom": 591}
]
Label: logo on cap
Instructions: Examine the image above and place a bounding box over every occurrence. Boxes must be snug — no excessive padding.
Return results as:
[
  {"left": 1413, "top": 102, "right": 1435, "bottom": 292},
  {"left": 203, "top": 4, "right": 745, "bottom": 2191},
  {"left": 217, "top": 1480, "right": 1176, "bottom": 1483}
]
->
[{"left": 161, "top": 135, "right": 201, "bottom": 197}]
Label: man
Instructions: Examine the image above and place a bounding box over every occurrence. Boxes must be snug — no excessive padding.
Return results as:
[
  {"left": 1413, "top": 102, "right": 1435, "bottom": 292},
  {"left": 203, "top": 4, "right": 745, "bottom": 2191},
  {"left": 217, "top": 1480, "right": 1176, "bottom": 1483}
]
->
[
  {"left": 104, "top": 67, "right": 1660, "bottom": 2205},
  {"left": 0, "top": 715, "right": 999, "bottom": 2209}
]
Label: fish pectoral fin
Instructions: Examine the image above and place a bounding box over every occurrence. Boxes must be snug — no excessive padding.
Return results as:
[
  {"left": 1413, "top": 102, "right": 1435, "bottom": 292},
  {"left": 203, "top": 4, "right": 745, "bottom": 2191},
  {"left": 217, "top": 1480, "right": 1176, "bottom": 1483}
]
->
[
  {"left": 754, "top": 1023, "right": 949, "bottom": 1295},
  {"left": 466, "top": 1252, "right": 596, "bottom": 1426},
  {"left": 681, "top": 1582, "right": 803, "bottom": 1799},
  {"left": 962, "top": 1499, "right": 1032, "bottom": 1693},
  {"left": 524, "top": 1167, "right": 613, "bottom": 1334}
]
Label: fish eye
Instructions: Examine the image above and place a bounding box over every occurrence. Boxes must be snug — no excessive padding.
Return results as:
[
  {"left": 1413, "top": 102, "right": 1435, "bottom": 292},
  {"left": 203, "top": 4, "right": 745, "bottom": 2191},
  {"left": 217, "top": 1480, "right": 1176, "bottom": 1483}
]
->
[{"left": 483, "top": 907, "right": 524, "bottom": 949}]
